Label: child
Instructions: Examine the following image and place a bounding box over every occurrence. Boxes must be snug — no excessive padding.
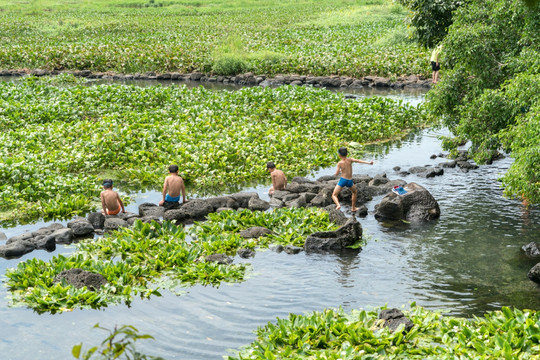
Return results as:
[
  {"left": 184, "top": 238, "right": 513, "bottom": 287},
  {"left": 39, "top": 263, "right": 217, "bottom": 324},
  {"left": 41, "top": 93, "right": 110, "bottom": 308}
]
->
[
  {"left": 159, "top": 164, "right": 186, "bottom": 206},
  {"left": 267, "top": 161, "right": 287, "bottom": 195},
  {"left": 100, "top": 179, "right": 125, "bottom": 215},
  {"left": 332, "top": 147, "right": 374, "bottom": 211}
]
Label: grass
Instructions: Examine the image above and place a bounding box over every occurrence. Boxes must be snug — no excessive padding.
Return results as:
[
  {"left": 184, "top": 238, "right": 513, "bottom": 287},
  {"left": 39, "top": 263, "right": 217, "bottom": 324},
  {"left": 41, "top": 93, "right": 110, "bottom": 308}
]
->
[{"left": 0, "top": 0, "right": 428, "bottom": 77}]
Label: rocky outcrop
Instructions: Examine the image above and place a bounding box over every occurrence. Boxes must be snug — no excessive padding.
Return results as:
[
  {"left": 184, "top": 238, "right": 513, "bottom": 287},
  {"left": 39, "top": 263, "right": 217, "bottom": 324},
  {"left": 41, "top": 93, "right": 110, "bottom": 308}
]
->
[
  {"left": 53, "top": 268, "right": 107, "bottom": 291},
  {"left": 375, "top": 182, "right": 440, "bottom": 223},
  {"left": 523, "top": 243, "right": 540, "bottom": 258},
  {"left": 104, "top": 218, "right": 129, "bottom": 232},
  {"left": 305, "top": 217, "right": 362, "bottom": 252},
  {"left": 163, "top": 199, "right": 214, "bottom": 223},
  {"left": 408, "top": 166, "right": 444, "bottom": 178},
  {"left": 205, "top": 253, "right": 233, "bottom": 265},
  {"left": 248, "top": 197, "right": 270, "bottom": 211},
  {"left": 379, "top": 309, "right": 414, "bottom": 333},
  {"left": 87, "top": 212, "right": 105, "bottom": 229},
  {"left": 239, "top": 227, "right": 274, "bottom": 239},
  {"left": 67, "top": 218, "right": 95, "bottom": 236},
  {"left": 237, "top": 248, "right": 256, "bottom": 258},
  {"left": 528, "top": 263, "right": 540, "bottom": 284}
]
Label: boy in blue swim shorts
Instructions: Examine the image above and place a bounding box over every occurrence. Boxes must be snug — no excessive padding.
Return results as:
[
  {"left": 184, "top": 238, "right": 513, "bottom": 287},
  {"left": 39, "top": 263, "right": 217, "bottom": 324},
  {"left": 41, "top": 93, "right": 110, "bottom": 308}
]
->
[
  {"left": 332, "top": 147, "right": 374, "bottom": 211},
  {"left": 159, "top": 164, "right": 187, "bottom": 206}
]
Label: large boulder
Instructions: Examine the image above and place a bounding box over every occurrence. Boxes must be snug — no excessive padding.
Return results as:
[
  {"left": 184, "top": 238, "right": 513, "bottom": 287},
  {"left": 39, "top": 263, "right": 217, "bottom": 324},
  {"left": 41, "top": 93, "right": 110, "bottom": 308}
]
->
[
  {"left": 269, "top": 197, "right": 284, "bottom": 208},
  {"left": 368, "top": 179, "right": 407, "bottom": 196},
  {"left": 53, "top": 268, "right": 107, "bottom": 291},
  {"left": 139, "top": 203, "right": 165, "bottom": 217},
  {"left": 206, "top": 196, "right": 238, "bottom": 210},
  {"left": 104, "top": 218, "right": 129, "bottom": 232},
  {"left": 248, "top": 197, "right": 270, "bottom": 211},
  {"left": 163, "top": 199, "right": 214, "bottom": 223},
  {"left": 231, "top": 192, "right": 258, "bottom": 208},
  {"left": 0, "top": 231, "right": 56, "bottom": 259},
  {"left": 528, "top": 263, "right": 540, "bottom": 284},
  {"left": 323, "top": 205, "right": 348, "bottom": 226},
  {"left": 67, "top": 218, "right": 95, "bottom": 236},
  {"left": 239, "top": 227, "right": 274, "bottom": 239},
  {"left": 374, "top": 182, "right": 440, "bottom": 223},
  {"left": 305, "top": 217, "right": 362, "bottom": 252},
  {"left": 51, "top": 228, "right": 74, "bottom": 244},
  {"left": 87, "top": 211, "right": 105, "bottom": 229},
  {"left": 522, "top": 242, "right": 540, "bottom": 258},
  {"left": 285, "top": 194, "right": 308, "bottom": 208},
  {"left": 237, "top": 248, "right": 256, "bottom": 258},
  {"left": 271, "top": 190, "right": 290, "bottom": 200},
  {"left": 0, "top": 241, "right": 36, "bottom": 258}
]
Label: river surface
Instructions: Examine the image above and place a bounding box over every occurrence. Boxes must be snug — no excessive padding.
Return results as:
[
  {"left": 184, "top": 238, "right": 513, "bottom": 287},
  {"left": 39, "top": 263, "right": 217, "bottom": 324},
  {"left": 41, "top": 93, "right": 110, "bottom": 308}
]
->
[{"left": 0, "top": 86, "right": 539, "bottom": 359}]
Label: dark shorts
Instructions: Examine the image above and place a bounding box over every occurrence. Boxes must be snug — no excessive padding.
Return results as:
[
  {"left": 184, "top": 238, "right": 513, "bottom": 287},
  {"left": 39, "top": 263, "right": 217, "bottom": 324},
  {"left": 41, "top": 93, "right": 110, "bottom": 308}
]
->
[{"left": 431, "top": 61, "right": 440, "bottom": 71}]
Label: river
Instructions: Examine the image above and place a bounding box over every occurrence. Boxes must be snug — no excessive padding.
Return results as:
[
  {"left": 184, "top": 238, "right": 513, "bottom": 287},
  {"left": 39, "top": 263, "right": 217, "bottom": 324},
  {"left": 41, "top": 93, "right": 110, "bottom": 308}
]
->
[{"left": 0, "top": 83, "right": 538, "bottom": 359}]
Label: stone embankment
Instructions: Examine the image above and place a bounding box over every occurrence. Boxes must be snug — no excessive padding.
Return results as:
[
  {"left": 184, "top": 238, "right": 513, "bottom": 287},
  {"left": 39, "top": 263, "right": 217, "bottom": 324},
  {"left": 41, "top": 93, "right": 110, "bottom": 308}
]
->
[{"left": 0, "top": 69, "right": 432, "bottom": 90}]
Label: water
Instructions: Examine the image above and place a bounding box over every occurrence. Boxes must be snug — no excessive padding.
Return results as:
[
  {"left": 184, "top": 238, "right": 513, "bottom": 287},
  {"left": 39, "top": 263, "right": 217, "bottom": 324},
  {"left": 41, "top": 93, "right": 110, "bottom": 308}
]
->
[{"left": 0, "top": 89, "right": 539, "bottom": 359}]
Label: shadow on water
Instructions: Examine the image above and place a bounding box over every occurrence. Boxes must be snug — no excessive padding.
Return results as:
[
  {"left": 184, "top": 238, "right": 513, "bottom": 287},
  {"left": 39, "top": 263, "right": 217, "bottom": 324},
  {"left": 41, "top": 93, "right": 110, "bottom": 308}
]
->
[{"left": 0, "top": 88, "right": 539, "bottom": 359}]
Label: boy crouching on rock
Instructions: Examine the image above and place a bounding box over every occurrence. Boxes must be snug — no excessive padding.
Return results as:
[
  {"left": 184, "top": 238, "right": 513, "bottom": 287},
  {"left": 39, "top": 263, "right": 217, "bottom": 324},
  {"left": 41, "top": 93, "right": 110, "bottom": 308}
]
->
[{"left": 100, "top": 179, "right": 126, "bottom": 215}]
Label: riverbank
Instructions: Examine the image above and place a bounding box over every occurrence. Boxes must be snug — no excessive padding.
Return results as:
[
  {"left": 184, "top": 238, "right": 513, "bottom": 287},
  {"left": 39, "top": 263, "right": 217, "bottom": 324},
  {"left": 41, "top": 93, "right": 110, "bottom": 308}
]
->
[{"left": 0, "top": 68, "right": 432, "bottom": 90}]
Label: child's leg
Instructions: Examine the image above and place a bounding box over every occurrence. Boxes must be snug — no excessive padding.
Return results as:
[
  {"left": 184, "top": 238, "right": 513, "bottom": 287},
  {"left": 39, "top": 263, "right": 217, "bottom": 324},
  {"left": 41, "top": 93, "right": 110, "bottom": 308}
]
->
[
  {"left": 350, "top": 185, "right": 358, "bottom": 211},
  {"left": 332, "top": 185, "right": 342, "bottom": 210}
]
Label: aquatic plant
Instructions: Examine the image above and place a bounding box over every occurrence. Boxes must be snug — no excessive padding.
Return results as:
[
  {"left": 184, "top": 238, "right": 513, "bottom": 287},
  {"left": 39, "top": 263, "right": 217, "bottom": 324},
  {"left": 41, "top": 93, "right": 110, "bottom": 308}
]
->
[
  {"left": 4, "top": 208, "right": 336, "bottom": 313},
  {"left": 0, "top": 80, "right": 427, "bottom": 224},
  {"left": 227, "top": 304, "right": 540, "bottom": 359}
]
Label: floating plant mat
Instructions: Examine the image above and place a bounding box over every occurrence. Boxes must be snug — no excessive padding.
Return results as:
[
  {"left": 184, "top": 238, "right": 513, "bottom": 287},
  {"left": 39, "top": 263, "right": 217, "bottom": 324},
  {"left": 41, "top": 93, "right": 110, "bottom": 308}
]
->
[
  {"left": 227, "top": 304, "right": 540, "bottom": 359},
  {"left": 4, "top": 208, "right": 338, "bottom": 313},
  {"left": 0, "top": 76, "right": 427, "bottom": 225}
]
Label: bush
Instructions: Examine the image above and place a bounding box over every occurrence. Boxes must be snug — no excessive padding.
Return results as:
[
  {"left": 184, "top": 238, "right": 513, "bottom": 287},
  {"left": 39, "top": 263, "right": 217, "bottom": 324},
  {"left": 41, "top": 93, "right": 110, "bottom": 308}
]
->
[{"left": 211, "top": 53, "right": 247, "bottom": 75}]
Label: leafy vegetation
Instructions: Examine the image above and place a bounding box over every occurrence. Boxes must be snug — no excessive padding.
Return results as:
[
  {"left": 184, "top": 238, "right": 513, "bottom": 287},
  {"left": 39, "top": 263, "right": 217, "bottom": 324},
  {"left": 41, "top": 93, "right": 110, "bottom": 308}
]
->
[
  {"left": 0, "top": 0, "right": 428, "bottom": 77},
  {"left": 227, "top": 304, "right": 540, "bottom": 359},
  {"left": 0, "top": 77, "right": 427, "bottom": 224},
  {"left": 425, "top": 0, "right": 540, "bottom": 203},
  {"left": 4, "top": 208, "right": 336, "bottom": 313},
  {"left": 72, "top": 324, "right": 164, "bottom": 360}
]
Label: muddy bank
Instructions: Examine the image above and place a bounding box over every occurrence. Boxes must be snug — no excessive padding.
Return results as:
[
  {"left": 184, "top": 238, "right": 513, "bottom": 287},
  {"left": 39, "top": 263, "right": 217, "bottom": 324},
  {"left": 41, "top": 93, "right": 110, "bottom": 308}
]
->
[{"left": 0, "top": 69, "right": 432, "bottom": 90}]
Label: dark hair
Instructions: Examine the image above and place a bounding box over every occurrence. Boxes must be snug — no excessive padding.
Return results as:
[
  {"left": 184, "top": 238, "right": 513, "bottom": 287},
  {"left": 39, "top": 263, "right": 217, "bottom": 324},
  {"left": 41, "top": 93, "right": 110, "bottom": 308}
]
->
[
  {"left": 169, "top": 164, "right": 179, "bottom": 173},
  {"left": 338, "top": 147, "right": 348, "bottom": 157},
  {"left": 103, "top": 179, "right": 113, "bottom": 188},
  {"left": 266, "top": 161, "right": 276, "bottom": 169}
]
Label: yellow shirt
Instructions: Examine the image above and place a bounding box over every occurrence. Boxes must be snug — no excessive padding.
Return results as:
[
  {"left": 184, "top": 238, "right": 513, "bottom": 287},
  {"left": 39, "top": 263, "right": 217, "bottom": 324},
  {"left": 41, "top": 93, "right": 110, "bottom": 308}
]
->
[{"left": 431, "top": 45, "right": 442, "bottom": 62}]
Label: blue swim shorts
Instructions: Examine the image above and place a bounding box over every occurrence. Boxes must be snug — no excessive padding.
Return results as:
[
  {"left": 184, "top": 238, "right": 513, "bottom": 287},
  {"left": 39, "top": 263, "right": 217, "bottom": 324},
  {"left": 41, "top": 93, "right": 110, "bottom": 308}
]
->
[
  {"left": 337, "top": 177, "right": 354, "bottom": 188},
  {"left": 165, "top": 194, "right": 180, "bottom": 203}
]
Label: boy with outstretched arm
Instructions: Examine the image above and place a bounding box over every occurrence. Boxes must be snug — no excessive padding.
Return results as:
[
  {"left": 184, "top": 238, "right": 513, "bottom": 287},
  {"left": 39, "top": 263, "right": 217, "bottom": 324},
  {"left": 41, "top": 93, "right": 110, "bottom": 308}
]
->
[
  {"left": 159, "top": 164, "right": 186, "bottom": 206},
  {"left": 266, "top": 161, "right": 287, "bottom": 195},
  {"left": 332, "top": 147, "right": 374, "bottom": 211},
  {"left": 100, "top": 179, "right": 126, "bottom": 215}
]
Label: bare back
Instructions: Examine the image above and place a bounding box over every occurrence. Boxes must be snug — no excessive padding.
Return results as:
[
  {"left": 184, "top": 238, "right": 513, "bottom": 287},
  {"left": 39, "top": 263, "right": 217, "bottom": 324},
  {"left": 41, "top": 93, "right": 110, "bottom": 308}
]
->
[
  {"left": 164, "top": 174, "right": 184, "bottom": 197},
  {"left": 271, "top": 169, "right": 287, "bottom": 191},
  {"left": 336, "top": 158, "right": 354, "bottom": 179},
  {"left": 100, "top": 189, "right": 120, "bottom": 211}
]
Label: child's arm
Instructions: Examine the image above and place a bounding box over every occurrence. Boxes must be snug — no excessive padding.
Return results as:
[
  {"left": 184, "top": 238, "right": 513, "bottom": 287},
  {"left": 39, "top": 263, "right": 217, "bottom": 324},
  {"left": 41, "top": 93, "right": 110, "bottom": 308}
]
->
[
  {"left": 269, "top": 173, "right": 276, "bottom": 194},
  {"left": 117, "top": 193, "right": 126, "bottom": 213},
  {"left": 334, "top": 163, "right": 341, "bottom": 176},
  {"left": 159, "top": 178, "right": 168, "bottom": 205},
  {"left": 351, "top": 158, "right": 374, "bottom": 165},
  {"left": 181, "top": 180, "right": 186, "bottom": 203},
  {"left": 100, "top": 192, "right": 107, "bottom": 213}
]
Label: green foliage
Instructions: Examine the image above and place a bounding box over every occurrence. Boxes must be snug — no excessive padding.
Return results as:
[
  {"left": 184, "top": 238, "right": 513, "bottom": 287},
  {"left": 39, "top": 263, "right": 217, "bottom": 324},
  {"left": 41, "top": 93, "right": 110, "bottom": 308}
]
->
[
  {"left": 398, "top": 0, "right": 462, "bottom": 48},
  {"left": 227, "top": 304, "right": 540, "bottom": 359},
  {"left": 0, "top": 0, "right": 428, "bottom": 77},
  {"left": 426, "top": 0, "right": 540, "bottom": 203},
  {"left": 72, "top": 324, "right": 163, "bottom": 360},
  {"left": 4, "top": 208, "right": 336, "bottom": 313},
  {"left": 0, "top": 80, "right": 427, "bottom": 224}
]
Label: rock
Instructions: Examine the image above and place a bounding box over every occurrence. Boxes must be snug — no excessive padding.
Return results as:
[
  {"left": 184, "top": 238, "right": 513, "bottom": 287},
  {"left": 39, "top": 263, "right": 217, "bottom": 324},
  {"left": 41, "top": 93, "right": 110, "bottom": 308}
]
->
[
  {"left": 407, "top": 166, "right": 444, "bottom": 178},
  {"left": 6, "top": 232, "right": 34, "bottom": 243},
  {"left": 374, "top": 182, "right": 440, "bottom": 223},
  {"left": 393, "top": 166, "right": 401, "bottom": 172},
  {"left": 237, "top": 248, "right": 256, "bottom": 258},
  {"left": 0, "top": 232, "right": 6, "bottom": 241},
  {"left": 206, "top": 196, "right": 238, "bottom": 210},
  {"left": 139, "top": 203, "right": 165, "bottom": 217},
  {"left": 323, "top": 205, "right": 348, "bottom": 226},
  {"left": 528, "top": 263, "right": 540, "bottom": 284},
  {"left": 522, "top": 242, "right": 540, "bottom": 258},
  {"left": 163, "top": 199, "right": 214, "bottom": 223},
  {"left": 291, "top": 176, "right": 315, "bottom": 184},
  {"left": 67, "top": 218, "right": 95, "bottom": 236},
  {"left": 0, "top": 240, "right": 36, "bottom": 258},
  {"left": 51, "top": 228, "right": 74, "bottom": 244},
  {"left": 320, "top": 77, "right": 342, "bottom": 87},
  {"left": 239, "top": 227, "right": 274, "bottom": 239},
  {"left": 87, "top": 212, "right": 105, "bottom": 229},
  {"left": 284, "top": 245, "right": 303, "bottom": 254},
  {"left": 269, "top": 197, "right": 284, "bottom": 208},
  {"left": 439, "top": 160, "right": 457, "bottom": 168},
  {"left": 355, "top": 205, "right": 368, "bottom": 217},
  {"left": 248, "top": 197, "right": 270, "bottom": 211},
  {"left": 368, "top": 174, "right": 388, "bottom": 186},
  {"left": 352, "top": 174, "right": 373, "bottom": 184},
  {"left": 161, "top": 201, "right": 181, "bottom": 210},
  {"left": 31, "top": 234, "right": 56, "bottom": 251},
  {"left": 286, "top": 194, "right": 307, "bottom": 208},
  {"left": 317, "top": 175, "right": 339, "bottom": 182},
  {"left": 190, "top": 72, "right": 204, "bottom": 81},
  {"left": 216, "top": 207, "right": 234, "bottom": 213},
  {"left": 379, "top": 309, "right": 414, "bottom": 333},
  {"left": 430, "top": 154, "right": 437, "bottom": 159},
  {"left": 231, "top": 192, "right": 258, "bottom": 208},
  {"left": 117, "top": 211, "right": 139, "bottom": 221},
  {"left": 104, "top": 218, "right": 129, "bottom": 231},
  {"left": 205, "top": 254, "right": 233, "bottom": 265},
  {"left": 301, "top": 192, "right": 317, "bottom": 203},
  {"left": 282, "top": 193, "right": 300, "bottom": 202},
  {"left": 53, "top": 268, "right": 107, "bottom": 291},
  {"left": 305, "top": 217, "right": 362, "bottom": 252},
  {"left": 287, "top": 183, "right": 317, "bottom": 194},
  {"left": 456, "top": 161, "right": 479, "bottom": 170},
  {"left": 270, "top": 244, "right": 284, "bottom": 253},
  {"left": 271, "top": 190, "right": 290, "bottom": 200},
  {"left": 310, "top": 187, "right": 334, "bottom": 208}
]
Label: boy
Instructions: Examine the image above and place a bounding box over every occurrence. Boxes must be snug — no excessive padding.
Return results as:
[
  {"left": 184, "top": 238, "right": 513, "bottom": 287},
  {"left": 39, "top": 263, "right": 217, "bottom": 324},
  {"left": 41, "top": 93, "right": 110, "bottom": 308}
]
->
[
  {"left": 332, "top": 147, "right": 374, "bottom": 211},
  {"left": 100, "top": 179, "right": 126, "bottom": 215},
  {"left": 431, "top": 44, "right": 442, "bottom": 84},
  {"left": 267, "top": 162, "right": 287, "bottom": 195},
  {"left": 159, "top": 164, "right": 186, "bottom": 206}
]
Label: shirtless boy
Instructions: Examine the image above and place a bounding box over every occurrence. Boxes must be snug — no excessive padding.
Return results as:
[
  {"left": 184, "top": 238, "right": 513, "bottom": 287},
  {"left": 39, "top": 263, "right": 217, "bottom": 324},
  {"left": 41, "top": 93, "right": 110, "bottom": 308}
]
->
[
  {"left": 159, "top": 164, "right": 186, "bottom": 206},
  {"left": 332, "top": 147, "right": 374, "bottom": 211},
  {"left": 267, "top": 162, "right": 287, "bottom": 195},
  {"left": 100, "top": 179, "right": 125, "bottom": 215}
]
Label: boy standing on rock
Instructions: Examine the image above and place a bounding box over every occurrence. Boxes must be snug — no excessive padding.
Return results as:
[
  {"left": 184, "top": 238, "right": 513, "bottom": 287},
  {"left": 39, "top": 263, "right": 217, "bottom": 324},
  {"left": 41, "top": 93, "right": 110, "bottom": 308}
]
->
[
  {"left": 332, "top": 147, "right": 374, "bottom": 211},
  {"left": 100, "top": 179, "right": 126, "bottom": 215},
  {"left": 159, "top": 164, "right": 186, "bottom": 206},
  {"left": 267, "top": 162, "right": 287, "bottom": 195}
]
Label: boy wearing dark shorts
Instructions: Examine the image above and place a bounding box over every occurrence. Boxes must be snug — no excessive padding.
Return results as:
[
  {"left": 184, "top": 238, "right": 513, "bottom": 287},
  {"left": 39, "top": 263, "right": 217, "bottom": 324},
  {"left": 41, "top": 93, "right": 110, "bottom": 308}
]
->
[{"left": 332, "top": 147, "right": 374, "bottom": 211}]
